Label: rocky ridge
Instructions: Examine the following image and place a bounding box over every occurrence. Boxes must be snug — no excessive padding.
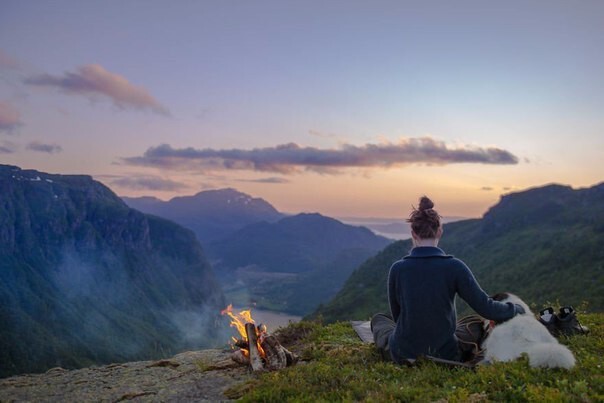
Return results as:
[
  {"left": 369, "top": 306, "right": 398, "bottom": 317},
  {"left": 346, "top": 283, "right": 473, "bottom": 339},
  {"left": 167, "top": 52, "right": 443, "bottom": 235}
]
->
[{"left": 0, "top": 349, "right": 249, "bottom": 402}]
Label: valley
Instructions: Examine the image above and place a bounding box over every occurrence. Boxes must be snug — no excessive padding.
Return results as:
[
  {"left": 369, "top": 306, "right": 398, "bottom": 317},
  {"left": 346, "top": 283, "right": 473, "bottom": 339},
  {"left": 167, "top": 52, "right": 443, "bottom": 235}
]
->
[{"left": 3, "top": 163, "right": 602, "bottom": 380}]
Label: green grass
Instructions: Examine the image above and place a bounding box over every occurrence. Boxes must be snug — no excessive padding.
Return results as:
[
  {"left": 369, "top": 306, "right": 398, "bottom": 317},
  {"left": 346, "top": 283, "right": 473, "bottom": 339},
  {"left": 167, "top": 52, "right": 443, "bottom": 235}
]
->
[{"left": 228, "top": 313, "right": 604, "bottom": 402}]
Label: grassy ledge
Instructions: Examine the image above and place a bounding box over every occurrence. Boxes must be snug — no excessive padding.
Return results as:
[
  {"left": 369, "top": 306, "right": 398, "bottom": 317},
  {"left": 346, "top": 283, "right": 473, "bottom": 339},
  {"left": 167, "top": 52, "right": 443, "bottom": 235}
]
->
[{"left": 227, "top": 313, "right": 604, "bottom": 402}]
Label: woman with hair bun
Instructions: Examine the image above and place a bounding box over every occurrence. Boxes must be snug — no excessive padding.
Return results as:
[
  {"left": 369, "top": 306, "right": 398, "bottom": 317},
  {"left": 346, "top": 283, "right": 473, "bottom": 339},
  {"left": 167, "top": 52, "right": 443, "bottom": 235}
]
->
[{"left": 370, "top": 196, "right": 524, "bottom": 364}]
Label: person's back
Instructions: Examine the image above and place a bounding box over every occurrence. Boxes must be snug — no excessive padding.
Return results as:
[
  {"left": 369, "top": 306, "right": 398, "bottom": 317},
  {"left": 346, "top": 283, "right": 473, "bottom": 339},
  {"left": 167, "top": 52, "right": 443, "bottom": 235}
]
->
[{"left": 371, "top": 196, "right": 523, "bottom": 363}]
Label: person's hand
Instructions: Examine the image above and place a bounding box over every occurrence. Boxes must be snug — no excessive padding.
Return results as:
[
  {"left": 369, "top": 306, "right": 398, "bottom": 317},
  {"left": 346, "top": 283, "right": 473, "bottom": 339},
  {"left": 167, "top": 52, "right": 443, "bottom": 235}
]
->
[{"left": 494, "top": 303, "right": 525, "bottom": 324}]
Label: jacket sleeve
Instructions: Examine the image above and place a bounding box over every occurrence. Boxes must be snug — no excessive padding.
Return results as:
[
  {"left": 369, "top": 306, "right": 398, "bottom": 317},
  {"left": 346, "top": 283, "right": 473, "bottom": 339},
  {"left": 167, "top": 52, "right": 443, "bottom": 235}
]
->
[
  {"left": 388, "top": 263, "right": 401, "bottom": 321},
  {"left": 455, "top": 261, "right": 516, "bottom": 322}
]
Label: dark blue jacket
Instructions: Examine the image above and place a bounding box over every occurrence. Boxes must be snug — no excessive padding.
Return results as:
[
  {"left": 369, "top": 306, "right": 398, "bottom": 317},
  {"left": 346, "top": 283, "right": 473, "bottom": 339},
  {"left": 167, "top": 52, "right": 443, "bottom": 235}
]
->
[{"left": 387, "top": 246, "right": 517, "bottom": 363}]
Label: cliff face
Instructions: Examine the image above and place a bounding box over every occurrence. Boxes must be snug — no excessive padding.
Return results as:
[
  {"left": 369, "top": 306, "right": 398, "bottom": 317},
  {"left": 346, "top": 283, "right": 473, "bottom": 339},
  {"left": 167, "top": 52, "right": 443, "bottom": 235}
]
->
[{"left": 0, "top": 165, "right": 226, "bottom": 378}]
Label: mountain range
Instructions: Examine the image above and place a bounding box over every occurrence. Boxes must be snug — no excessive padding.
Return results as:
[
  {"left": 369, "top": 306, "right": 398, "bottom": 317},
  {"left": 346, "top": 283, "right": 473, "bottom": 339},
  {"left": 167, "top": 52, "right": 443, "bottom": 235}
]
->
[
  {"left": 123, "top": 188, "right": 284, "bottom": 244},
  {"left": 312, "top": 183, "right": 604, "bottom": 322},
  {"left": 125, "top": 188, "right": 393, "bottom": 316},
  {"left": 7, "top": 163, "right": 601, "bottom": 378},
  {"left": 0, "top": 165, "right": 225, "bottom": 378},
  {"left": 207, "top": 213, "right": 392, "bottom": 315}
]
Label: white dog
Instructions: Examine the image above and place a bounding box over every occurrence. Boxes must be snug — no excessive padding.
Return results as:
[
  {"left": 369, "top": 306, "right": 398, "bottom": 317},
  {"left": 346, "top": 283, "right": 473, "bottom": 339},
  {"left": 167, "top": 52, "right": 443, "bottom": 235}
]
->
[{"left": 482, "top": 293, "right": 576, "bottom": 369}]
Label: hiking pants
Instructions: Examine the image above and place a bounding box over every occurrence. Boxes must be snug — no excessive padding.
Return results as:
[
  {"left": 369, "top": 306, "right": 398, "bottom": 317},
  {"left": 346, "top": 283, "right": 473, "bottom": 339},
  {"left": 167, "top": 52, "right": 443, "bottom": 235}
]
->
[{"left": 370, "top": 313, "right": 485, "bottom": 363}]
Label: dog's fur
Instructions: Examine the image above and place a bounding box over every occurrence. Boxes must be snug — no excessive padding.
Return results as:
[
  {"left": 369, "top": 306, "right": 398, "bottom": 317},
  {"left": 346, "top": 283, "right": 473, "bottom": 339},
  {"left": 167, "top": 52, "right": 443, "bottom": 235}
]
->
[{"left": 482, "top": 293, "right": 575, "bottom": 369}]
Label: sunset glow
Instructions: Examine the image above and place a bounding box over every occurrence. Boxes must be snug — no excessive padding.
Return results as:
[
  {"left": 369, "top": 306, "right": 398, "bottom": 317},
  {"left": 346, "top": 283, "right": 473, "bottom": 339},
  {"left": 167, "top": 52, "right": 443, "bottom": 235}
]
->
[{"left": 1, "top": 1, "right": 602, "bottom": 218}]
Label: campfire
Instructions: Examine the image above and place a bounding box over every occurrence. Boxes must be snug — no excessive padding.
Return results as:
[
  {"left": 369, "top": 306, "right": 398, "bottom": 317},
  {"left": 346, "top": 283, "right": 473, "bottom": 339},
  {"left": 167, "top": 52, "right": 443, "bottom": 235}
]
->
[{"left": 221, "top": 304, "right": 298, "bottom": 371}]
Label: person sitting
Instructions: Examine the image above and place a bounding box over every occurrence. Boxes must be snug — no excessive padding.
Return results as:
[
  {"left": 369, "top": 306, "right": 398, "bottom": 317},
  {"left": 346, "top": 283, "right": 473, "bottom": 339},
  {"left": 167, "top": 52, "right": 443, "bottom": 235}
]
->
[{"left": 371, "top": 196, "right": 524, "bottom": 364}]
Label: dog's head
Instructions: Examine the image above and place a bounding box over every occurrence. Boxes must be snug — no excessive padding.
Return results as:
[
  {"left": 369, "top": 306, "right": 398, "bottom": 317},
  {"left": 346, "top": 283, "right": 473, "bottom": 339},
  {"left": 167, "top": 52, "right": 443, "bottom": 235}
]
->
[{"left": 492, "top": 292, "right": 532, "bottom": 315}]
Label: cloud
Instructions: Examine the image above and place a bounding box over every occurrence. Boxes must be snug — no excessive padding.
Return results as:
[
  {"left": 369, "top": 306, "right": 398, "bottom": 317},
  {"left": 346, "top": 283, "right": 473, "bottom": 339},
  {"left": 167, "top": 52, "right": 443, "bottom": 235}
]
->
[
  {"left": 110, "top": 175, "right": 187, "bottom": 191},
  {"left": 0, "top": 141, "right": 17, "bottom": 154},
  {"left": 0, "top": 101, "right": 22, "bottom": 133},
  {"left": 27, "top": 141, "right": 63, "bottom": 154},
  {"left": 24, "top": 64, "right": 170, "bottom": 115},
  {"left": 481, "top": 186, "right": 493, "bottom": 191},
  {"left": 122, "top": 137, "right": 519, "bottom": 174},
  {"left": 0, "top": 50, "right": 20, "bottom": 70},
  {"left": 237, "top": 177, "right": 290, "bottom": 184}
]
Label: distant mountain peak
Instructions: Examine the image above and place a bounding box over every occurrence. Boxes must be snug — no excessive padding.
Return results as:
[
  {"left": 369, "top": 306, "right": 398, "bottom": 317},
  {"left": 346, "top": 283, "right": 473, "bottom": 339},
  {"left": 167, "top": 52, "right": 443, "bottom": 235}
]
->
[
  {"left": 173, "top": 188, "right": 271, "bottom": 206},
  {"left": 123, "top": 187, "right": 284, "bottom": 243}
]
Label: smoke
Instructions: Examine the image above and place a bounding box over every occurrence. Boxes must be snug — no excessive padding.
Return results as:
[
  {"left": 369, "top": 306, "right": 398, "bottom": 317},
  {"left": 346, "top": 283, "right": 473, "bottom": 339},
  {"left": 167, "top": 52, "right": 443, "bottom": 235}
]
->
[
  {"left": 168, "top": 307, "right": 232, "bottom": 349},
  {"left": 50, "top": 246, "right": 226, "bottom": 361},
  {"left": 54, "top": 248, "right": 129, "bottom": 302},
  {"left": 51, "top": 248, "right": 148, "bottom": 358}
]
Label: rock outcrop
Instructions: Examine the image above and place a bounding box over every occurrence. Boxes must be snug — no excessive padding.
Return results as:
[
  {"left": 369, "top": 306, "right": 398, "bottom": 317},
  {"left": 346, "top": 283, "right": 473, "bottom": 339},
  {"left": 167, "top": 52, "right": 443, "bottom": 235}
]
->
[{"left": 0, "top": 349, "right": 249, "bottom": 402}]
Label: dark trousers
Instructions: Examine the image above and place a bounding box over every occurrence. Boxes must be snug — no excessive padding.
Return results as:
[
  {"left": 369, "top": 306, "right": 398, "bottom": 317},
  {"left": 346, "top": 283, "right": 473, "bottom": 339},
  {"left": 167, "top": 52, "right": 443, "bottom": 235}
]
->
[
  {"left": 370, "top": 313, "right": 486, "bottom": 363},
  {"left": 370, "top": 313, "right": 396, "bottom": 361}
]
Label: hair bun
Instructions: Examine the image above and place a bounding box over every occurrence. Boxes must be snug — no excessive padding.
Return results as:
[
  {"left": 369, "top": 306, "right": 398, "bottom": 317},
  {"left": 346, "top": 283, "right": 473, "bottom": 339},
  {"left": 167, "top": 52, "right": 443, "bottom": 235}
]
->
[{"left": 418, "top": 196, "right": 434, "bottom": 211}]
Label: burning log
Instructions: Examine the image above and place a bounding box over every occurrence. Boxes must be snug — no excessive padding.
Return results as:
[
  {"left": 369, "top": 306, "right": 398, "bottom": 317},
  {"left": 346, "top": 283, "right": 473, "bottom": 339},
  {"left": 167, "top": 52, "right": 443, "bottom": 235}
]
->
[
  {"left": 222, "top": 305, "right": 299, "bottom": 372},
  {"left": 244, "top": 323, "right": 264, "bottom": 372},
  {"left": 260, "top": 335, "right": 287, "bottom": 370},
  {"left": 230, "top": 350, "right": 250, "bottom": 366},
  {"left": 234, "top": 339, "right": 248, "bottom": 349}
]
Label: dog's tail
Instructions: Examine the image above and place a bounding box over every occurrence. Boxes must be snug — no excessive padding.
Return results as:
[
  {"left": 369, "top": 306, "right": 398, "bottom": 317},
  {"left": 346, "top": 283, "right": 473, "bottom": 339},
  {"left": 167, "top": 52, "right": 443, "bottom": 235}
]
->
[{"left": 527, "top": 343, "right": 576, "bottom": 369}]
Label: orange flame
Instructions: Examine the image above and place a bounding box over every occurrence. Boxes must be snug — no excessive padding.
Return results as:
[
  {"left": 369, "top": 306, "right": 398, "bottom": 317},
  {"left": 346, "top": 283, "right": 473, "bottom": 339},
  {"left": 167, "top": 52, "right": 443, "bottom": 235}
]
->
[
  {"left": 221, "top": 304, "right": 267, "bottom": 358},
  {"left": 221, "top": 304, "right": 254, "bottom": 339}
]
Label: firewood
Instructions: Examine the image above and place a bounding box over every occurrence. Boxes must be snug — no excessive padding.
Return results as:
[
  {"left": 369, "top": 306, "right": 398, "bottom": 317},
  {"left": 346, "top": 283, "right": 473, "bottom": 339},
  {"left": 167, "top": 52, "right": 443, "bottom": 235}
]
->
[
  {"left": 230, "top": 350, "right": 250, "bottom": 366},
  {"left": 234, "top": 339, "right": 249, "bottom": 349},
  {"left": 245, "top": 323, "right": 264, "bottom": 371},
  {"left": 260, "top": 335, "right": 287, "bottom": 370},
  {"left": 282, "top": 346, "right": 299, "bottom": 366}
]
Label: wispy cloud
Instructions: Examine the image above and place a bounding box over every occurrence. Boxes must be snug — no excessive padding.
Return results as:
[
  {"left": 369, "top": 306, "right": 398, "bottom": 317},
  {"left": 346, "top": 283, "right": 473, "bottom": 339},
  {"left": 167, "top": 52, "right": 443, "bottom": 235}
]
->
[
  {"left": 0, "top": 50, "right": 20, "bottom": 70},
  {"left": 237, "top": 177, "right": 290, "bottom": 184},
  {"left": 109, "top": 175, "right": 187, "bottom": 191},
  {"left": 122, "top": 137, "right": 519, "bottom": 174},
  {"left": 24, "top": 64, "right": 170, "bottom": 115},
  {"left": 27, "top": 141, "right": 63, "bottom": 154},
  {"left": 0, "top": 101, "right": 22, "bottom": 133},
  {"left": 0, "top": 141, "right": 17, "bottom": 154},
  {"left": 481, "top": 186, "right": 494, "bottom": 191}
]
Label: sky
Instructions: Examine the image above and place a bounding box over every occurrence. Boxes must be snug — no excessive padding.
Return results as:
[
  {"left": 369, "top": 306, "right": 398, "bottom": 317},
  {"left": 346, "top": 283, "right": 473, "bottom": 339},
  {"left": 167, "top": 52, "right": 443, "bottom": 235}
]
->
[{"left": 1, "top": 0, "right": 603, "bottom": 218}]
